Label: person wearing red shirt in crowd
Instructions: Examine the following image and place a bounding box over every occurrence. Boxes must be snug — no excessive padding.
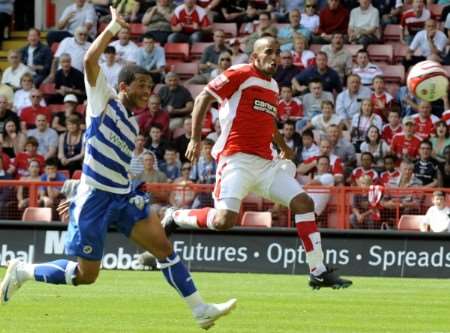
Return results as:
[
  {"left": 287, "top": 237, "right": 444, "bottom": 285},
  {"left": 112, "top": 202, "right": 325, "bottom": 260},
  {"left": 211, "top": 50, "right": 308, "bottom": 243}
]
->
[
  {"left": 0, "top": 148, "right": 15, "bottom": 176},
  {"left": 160, "top": 36, "right": 351, "bottom": 289},
  {"left": 379, "top": 154, "right": 401, "bottom": 187},
  {"left": 371, "top": 76, "right": 392, "bottom": 121},
  {"left": 391, "top": 116, "right": 422, "bottom": 161},
  {"left": 297, "top": 138, "right": 345, "bottom": 185},
  {"left": 442, "top": 109, "right": 450, "bottom": 126},
  {"left": 401, "top": 0, "right": 430, "bottom": 42},
  {"left": 136, "top": 94, "right": 170, "bottom": 137},
  {"left": 315, "top": 0, "right": 349, "bottom": 44},
  {"left": 350, "top": 151, "right": 378, "bottom": 185},
  {"left": 14, "top": 136, "right": 45, "bottom": 178},
  {"left": 168, "top": 0, "right": 212, "bottom": 44},
  {"left": 291, "top": 35, "right": 315, "bottom": 70},
  {"left": 382, "top": 109, "right": 402, "bottom": 145},
  {"left": 411, "top": 100, "right": 439, "bottom": 140},
  {"left": 20, "top": 88, "right": 52, "bottom": 131},
  {"left": 277, "top": 85, "right": 303, "bottom": 125}
]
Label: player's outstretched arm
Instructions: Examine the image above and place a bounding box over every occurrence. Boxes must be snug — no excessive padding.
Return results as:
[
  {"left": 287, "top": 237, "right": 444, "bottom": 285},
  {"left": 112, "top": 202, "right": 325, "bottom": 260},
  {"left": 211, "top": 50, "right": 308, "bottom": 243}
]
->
[{"left": 84, "top": 6, "right": 129, "bottom": 87}]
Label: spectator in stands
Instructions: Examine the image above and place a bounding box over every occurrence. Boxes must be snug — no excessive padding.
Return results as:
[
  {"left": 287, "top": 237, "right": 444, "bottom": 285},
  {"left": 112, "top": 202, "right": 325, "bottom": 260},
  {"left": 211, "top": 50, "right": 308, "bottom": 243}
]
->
[
  {"left": 13, "top": 73, "right": 46, "bottom": 116},
  {"left": 51, "top": 94, "right": 81, "bottom": 134},
  {"left": 406, "top": 19, "right": 447, "bottom": 66},
  {"left": 20, "top": 28, "right": 53, "bottom": 87},
  {"left": 244, "top": 12, "right": 278, "bottom": 54},
  {"left": 0, "top": 94, "right": 20, "bottom": 135},
  {"left": 401, "top": 0, "right": 430, "bottom": 43},
  {"left": 0, "top": 119, "right": 26, "bottom": 158},
  {"left": 420, "top": 191, "right": 450, "bottom": 232},
  {"left": 130, "top": 134, "right": 149, "bottom": 178},
  {"left": 100, "top": 46, "right": 123, "bottom": 90},
  {"left": 109, "top": 27, "right": 139, "bottom": 64},
  {"left": 298, "top": 130, "right": 320, "bottom": 162},
  {"left": 304, "top": 100, "right": 343, "bottom": 139},
  {"left": 27, "top": 114, "right": 59, "bottom": 160},
  {"left": 0, "top": 0, "right": 13, "bottom": 49},
  {"left": 336, "top": 74, "right": 372, "bottom": 129},
  {"left": 279, "top": 121, "right": 302, "bottom": 162},
  {"left": 439, "top": 145, "right": 450, "bottom": 187},
  {"left": 411, "top": 100, "right": 439, "bottom": 140},
  {"left": 158, "top": 72, "right": 194, "bottom": 129},
  {"left": 292, "top": 51, "right": 342, "bottom": 95},
  {"left": 190, "top": 139, "right": 216, "bottom": 208},
  {"left": 379, "top": 154, "right": 401, "bottom": 187},
  {"left": 274, "top": 51, "right": 302, "bottom": 88},
  {"left": 414, "top": 140, "right": 441, "bottom": 187},
  {"left": 229, "top": 39, "right": 248, "bottom": 65},
  {"left": 136, "top": 94, "right": 170, "bottom": 137},
  {"left": 57, "top": 114, "right": 84, "bottom": 176},
  {"left": 135, "top": 34, "right": 166, "bottom": 84},
  {"left": 39, "top": 157, "right": 67, "bottom": 212},
  {"left": 321, "top": 33, "right": 352, "bottom": 82},
  {"left": 277, "top": 85, "right": 303, "bottom": 126},
  {"left": 174, "top": 117, "right": 192, "bottom": 163},
  {"left": 315, "top": 0, "right": 349, "bottom": 44},
  {"left": 146, "top": 123, "right": 167, "bottom": 166},
  {"left": 371, "top": 76, "right": 393, "bottom": 121},
  {"left": 209, "top": 51, "right": 233, "bottom": 81},
  {"left": 47, "top": 0, "right": 97, "bottom": 46},
  {"left": 301, "top": 0, "right": 320, "bottom": 35},
  {"left": 327, "top": 123, "right": 357, "bottom": 172},
  {"left": 301, "top": 79, "right": 334, "bottom": 126},
  {"left": 350, "top": 175, "right": 378, "bottom": 229},
  {"left": 161, "top": 146, "right": 181, "bottom": 182},
  {"left": 1, "top": 50, "right": 32, "bottom": 90},
  {"left": 290, "top": 34, "right": 315, "bottom": 70},
  {"left": 360, "top": 125, "right": 391, "bottom": 169},
  {"left": 211, "top": 0, "right": 257, "bottom": 25},
  {"left": 273, "top": 0, "right": 306, "bottom": 23},
  {"left": 51, "top": 26, "right": 92, "bottom": 76},
  {"left": 142, "top": 0, "right": 175, "bottom": 45},
  {"left": 14, "top": 136, "right": 45, "bottom": 177},
  {"left": 397, "top": 84, "right": 420, "bottom": 117},
  {"left": 352, "top": 49, "right": 383, "bottom": 87},
  {"left": 17, "top": 159, "right": 42, "bottom": 210},
  {"left": 382, "top": 109, "right": 402, "bottom": 145},
  {"left": 169, "top": 161, "right": 196, "bottom": 209},
  {"left": 205, "top": 118, "right": 220, "bottom": 143},
  {"left": 391, "top": 116, "right": 422, "bottom": 161},
  {"left": 187, "top": 29, "right": 230, "bottom": 84},
  {"left": 297, "top": 138, "right": 345, "bottom": 184},
  {"left": 348, "top": 0, "right": 380, "bottom": 47},
  {"left": 350, "top": 151, "right": 379, "bottom": 185},
  {"left": 0, "top": 147, "right": 14, "bottom": 176},
  {"left": 350, "top": 99, "right": 383, "bottom": 151},
  {"left": 431, "top": 121, "right": 450, "bottom": 163},
  {"left": 52, "top": 53, "right": 86, "bottom": 104},
  {"left": 20, "top": 89, "right": 52, "bottom": 130},
  {"left": 168, "top": 0, "right": 212, "bottom": 43},
  {"left": 278, "top": 9, "right": 311, "bottom": 52}
]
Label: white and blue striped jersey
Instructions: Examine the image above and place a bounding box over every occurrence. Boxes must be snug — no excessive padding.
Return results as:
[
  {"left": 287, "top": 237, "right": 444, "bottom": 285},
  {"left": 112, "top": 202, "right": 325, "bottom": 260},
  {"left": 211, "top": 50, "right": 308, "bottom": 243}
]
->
[{"left": 81, "top": 70, "right": 138, "bottom": 194}]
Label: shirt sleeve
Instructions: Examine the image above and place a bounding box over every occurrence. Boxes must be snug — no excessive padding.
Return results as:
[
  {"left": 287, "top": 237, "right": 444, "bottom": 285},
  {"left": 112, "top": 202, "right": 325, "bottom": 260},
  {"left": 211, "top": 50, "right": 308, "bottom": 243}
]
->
[
  {"left": 84, "top": 69, "right": 113, "bottom": 117},
  {"left": 205, "top": 66, "right": 247, "bottom": 103}
]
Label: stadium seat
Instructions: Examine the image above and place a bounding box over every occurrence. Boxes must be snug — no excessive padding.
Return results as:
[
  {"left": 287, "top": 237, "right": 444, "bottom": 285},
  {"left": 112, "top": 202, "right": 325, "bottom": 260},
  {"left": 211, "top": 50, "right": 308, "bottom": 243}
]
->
[
  {"left": 164, "top": 43, "right": 190, "bottom": 62},
  {"left": 129, "top": 23, "right": 145, "bottom": 39},
  {"left": 190, "top": 42, "right": 212, "bottom": 60},
  {"left": 242, "top": 194, "right": 263, "bottom": 211},
  {"left": 393, "top": 43, "right": 409, "bottom": 63},
  {"left": 383, "top": 24, "right": 403, "bottom": 42},
  {"left": 48, "top": 104, "right": 65, "bottom": 114},
  {"left": 40, "top": 83, "right": 56, "bottom": 96},
  {"left": 378, "top": 64, "right": 405, "bottom": 84},
  {"left": 171, "top": 62, "right": 199, "bottom": 80},
  {"left": 241, "top": 211, "right": 272, "bottom": 227},
  {"left": 343, "top": 44, "right": 364, "bottom": 60},
  {"left": 397, "top": 215, "right": 424, "bottom": 231},
  {"left": 72, "top": 170, "right": 82, "bottom": 179},
  {"left": 22, "top": 207, "right": 52, "bottom": 222},
  {"left": 213, "top": 23, "right": 238, "bottom": 37},
  {"left": 368, "top": 44, "right": 393, "bottom": 64},
  {"left": 186, "top": 84, "right": 205, "bottom": 99}
]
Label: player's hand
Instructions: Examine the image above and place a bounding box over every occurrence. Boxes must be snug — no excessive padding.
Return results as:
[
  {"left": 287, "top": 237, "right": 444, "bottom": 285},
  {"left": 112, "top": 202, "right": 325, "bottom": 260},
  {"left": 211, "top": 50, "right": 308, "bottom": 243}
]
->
[
  {"left": 185, "top": 139, "right": 202, "bottom": 163},
  {"left": 110, "top": 6, "right": 129, "bottom": 29},
  {"left": 57, "top": 200, "right": 70, "bottom": 223}
]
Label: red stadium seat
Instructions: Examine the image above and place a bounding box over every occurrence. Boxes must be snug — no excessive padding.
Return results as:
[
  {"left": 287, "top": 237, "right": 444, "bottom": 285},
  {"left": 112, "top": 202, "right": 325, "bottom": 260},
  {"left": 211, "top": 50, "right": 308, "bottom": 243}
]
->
[
  {"left": 368, "top": 44, "right": 393, "bottom": 64},
  {"left": 47, "top": 104, "right": 65, "bottom": 114},
  {"left": 40, "top": 83, "right": 56, "bottom": 96},
  {"left": 22, "top": 207, "right": 52, "bottom": 222},
  {"left": 185, "top": 84, "right": 205, "bottom": 99},
  {"left": 393, "top": 43, "right": 409, "bottom": 63},
  {"left": 397, "top": 215, "right": 424, "bottom": 231},
  {"left": 164, "top": 43, "right": 190, "bottom": 62},
  {"left": 72, "top": 170, "right": 82, "bottom": 179},
  {"left": 171, "top": 62, "right": 199, "bottom": 80},
  {"left": 383, "top": 24, "right": 403, "bottom": 42},
  {"left": 129, "top": 23, "right": 145, "bottom": 38},
  {"left": 241, "top": 211, "right": 272, "bottom": 227},
  {"left": 343, "top": 44, "right": 364, "bottom": 60},
  {"left": 213, "top": 23, "right": 238, "bottom": 37},
  {"left": 378, "top": 64, "right": 405, "bottom": 84},
  {"left": 190, "top": 42, "right": 212, "bottom": 60},
  {"left": 76, "top": 104, "right": 86, "bottom": 115}
]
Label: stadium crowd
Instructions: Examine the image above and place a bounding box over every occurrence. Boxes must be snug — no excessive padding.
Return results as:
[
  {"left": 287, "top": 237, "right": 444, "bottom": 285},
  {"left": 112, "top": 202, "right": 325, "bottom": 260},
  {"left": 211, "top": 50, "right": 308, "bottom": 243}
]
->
[{"left": 0, "top": 0, "right": 450, "bottom": 229}]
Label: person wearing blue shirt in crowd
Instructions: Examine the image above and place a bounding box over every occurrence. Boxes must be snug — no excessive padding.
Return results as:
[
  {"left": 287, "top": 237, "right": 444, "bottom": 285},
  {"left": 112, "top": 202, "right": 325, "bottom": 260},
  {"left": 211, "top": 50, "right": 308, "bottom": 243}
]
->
[
  {"left": 278, "top": 9, "right": 312, "bottom": 52},
  {"left": 190, "top": 139, "right": 217, "bottom": 208},
  {"left": 161, "top": 146, "right": 181, "bottom": 182},
  {"left": 135, "top": 33, "right": 166, "bottom": 84},
  {"left": 39, "top": 157, "right": 67, "bottom": 208}
]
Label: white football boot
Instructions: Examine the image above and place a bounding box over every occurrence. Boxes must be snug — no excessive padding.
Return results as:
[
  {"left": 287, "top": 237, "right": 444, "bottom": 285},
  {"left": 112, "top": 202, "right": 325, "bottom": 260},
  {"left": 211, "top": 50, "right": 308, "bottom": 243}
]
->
[
  {"left": 1, "top": 259, "right": 25, "bottom": 304},
  {"left": 193, "top": 298, "right": 237, "bottom": 330}
]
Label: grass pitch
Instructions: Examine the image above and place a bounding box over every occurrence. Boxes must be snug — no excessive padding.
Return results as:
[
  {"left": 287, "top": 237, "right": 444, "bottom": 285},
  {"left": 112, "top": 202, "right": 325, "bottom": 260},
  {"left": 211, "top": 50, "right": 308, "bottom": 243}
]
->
[{"left": 0, "top": 269, "right": 449, "bottom": 333}]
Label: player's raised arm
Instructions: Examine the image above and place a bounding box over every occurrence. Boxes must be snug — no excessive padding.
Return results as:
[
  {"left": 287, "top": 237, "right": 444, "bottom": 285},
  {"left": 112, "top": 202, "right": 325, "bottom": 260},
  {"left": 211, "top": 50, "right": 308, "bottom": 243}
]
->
[{"left": 84, "top": 6, "right": 129, "bottom": 86}]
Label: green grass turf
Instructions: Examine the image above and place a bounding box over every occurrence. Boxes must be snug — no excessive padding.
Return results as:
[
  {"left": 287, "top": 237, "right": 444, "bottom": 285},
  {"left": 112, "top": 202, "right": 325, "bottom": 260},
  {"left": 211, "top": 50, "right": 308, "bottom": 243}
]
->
[{"left": 0, "top": 269, "right": 449, "bottom": 333}]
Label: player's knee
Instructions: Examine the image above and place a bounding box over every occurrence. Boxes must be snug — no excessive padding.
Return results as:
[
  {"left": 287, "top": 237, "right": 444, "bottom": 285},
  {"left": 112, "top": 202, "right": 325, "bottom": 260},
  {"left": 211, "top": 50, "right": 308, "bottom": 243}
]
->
[
  {"left": 290, "top": 193, "right": 315, "bottom": 214},
  {"left": 214, "top": 210, "right": 238, "bottom": 230},
  {"left": 76, "top": 271, "right": 99, "bottom": 285},
  {"left": 152, "top": 239, "right": 173, "bottom": 259}
]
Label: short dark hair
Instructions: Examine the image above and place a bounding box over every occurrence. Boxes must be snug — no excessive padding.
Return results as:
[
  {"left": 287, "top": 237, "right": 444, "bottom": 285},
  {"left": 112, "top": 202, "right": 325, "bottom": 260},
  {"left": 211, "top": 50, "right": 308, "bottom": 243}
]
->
[
  {"left": 433, "top": 191, "right": 445, "bottom": 198},
  {"left": 361, "top": 151, "right": 374, "bottom": 161},
  {"left": 142, "top": 32, "right": 155, "bottom": 41},
  {"left": 165, "top": 145, "right": 177, "bottom": 153},
  {"left": 357, "top": 49, "right": 368, "bottom": 56},
  {"left": 45, "top": 157, "right": 59, "bottom": 167},
  {"left": 283, "top": 120, "right": 295, "bottom": 128},
  {"left": 150, "top": 123, "right": 163, "bottom": 131},
  {"left": 25, "top": 136, "right": 39, "bottom": 147},
  {"left": 420, "top": 140, "right": 433, "bottom": 149},
  {"left": 118, "top": 65, "right": 151, "bottom": 86},
  {"left": 317, "top": 155, "right": 330, "bottom": 164},
  {"left": 302, "top": 129, "right": 314, "bottom": 139},
  {"left": 104, "top": 46, "right": 116, "bottom": 54},
  {"left": 383, "top": 154, "right": 396, "bottom": 163}
]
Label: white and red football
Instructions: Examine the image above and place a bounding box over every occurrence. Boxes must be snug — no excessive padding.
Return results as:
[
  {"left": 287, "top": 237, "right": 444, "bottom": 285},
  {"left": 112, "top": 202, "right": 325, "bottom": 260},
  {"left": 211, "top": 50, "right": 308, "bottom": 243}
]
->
[{"left": 406, "top": 60, "right": 449, "bottom": 102}]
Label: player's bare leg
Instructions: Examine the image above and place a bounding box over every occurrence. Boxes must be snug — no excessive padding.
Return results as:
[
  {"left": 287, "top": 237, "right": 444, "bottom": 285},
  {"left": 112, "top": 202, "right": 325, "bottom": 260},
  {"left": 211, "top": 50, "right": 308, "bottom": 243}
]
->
[{"left": 131, "top": 210, "right": 236, "bottom": 330}]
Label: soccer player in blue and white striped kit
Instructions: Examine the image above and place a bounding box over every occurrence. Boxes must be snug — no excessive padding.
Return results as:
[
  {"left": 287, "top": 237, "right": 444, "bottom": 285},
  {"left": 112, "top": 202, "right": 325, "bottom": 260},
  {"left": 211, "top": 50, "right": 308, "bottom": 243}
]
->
[{"left": 0, "top": 7, "right": 236, "bottom": 330}]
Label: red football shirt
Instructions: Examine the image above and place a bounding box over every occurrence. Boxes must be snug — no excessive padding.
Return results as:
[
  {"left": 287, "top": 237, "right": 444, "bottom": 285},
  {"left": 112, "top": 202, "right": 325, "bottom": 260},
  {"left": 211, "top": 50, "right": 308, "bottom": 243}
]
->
[
  {"left": 351, "top": 167, "right": 378, "bottom": 184},
  {"left": 206, "top": 64, "right": 279, "bottom": 160},
  {"left": 303, "top": 154, "right": 344, "bottom": 176},
  {"left": 411, "top": 114, "right": 439, "bottom": 140},
  {"left": 20, "top": 106, "right": 52, "bottom": 129},
  {"left": 14, "top": 152, "right": 45, "bottom": 178},
  {"left": 278, "top": 99, "right": 303, "bottom": 121},
  {"left": 171, "top": 4, "right": 211, "bottom": 34},
  {"left": 380, "top": 169, "right": 401, "bottom": 187},
  {"left": 381, "top": 124, "right": 402, "bottom": 145},
  {"left": 391, "top": 133, "right": 422, "bottom": 160},
  {"left": 1, "top": 152, "right": 10, "bottom": 171},
  {"left": 442, "top": 110, "right": 450, "bottom": 126},
  {"left": 401, "top": 9, "right": 430, "bottom": 35},
  {"left": 371, "top": 92, "right": 392, "bottom": 121}
]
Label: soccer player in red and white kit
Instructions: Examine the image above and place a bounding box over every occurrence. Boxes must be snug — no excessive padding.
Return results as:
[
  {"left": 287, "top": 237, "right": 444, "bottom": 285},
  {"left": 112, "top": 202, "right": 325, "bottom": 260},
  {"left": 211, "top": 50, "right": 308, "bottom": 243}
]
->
[{"left": 162, "top": 36, "right": 351, "bottom": 289}]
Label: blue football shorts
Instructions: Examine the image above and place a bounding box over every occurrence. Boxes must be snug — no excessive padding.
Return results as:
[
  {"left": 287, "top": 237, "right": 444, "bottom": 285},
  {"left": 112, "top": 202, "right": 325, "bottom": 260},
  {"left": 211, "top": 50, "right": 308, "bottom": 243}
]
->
[{"left": 65, "top": 183, "right": 150, "bottom": 261}]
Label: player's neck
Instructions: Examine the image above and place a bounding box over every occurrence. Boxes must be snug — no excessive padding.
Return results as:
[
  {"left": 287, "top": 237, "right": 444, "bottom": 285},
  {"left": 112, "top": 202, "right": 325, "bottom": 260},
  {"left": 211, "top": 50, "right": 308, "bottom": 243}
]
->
[
  {"left": 252, "top": 63, "right": 272, "bottom": 80},
  {"left": 118, "top": 92, "right": 135, "bottom": 115}
]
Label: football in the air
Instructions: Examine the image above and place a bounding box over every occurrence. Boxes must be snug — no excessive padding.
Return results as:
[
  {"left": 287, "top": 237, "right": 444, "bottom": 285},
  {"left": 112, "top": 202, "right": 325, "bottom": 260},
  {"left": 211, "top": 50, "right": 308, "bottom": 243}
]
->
[{"left": 407, "top": 60, "right": 449, "bottom": 102}]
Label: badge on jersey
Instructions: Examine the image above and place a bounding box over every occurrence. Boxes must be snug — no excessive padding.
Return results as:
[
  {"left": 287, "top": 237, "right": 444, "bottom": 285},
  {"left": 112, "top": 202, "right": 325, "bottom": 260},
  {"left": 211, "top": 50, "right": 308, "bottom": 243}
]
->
[{"left": 209, "top": 73, "right": 229, "bottom": 90}]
